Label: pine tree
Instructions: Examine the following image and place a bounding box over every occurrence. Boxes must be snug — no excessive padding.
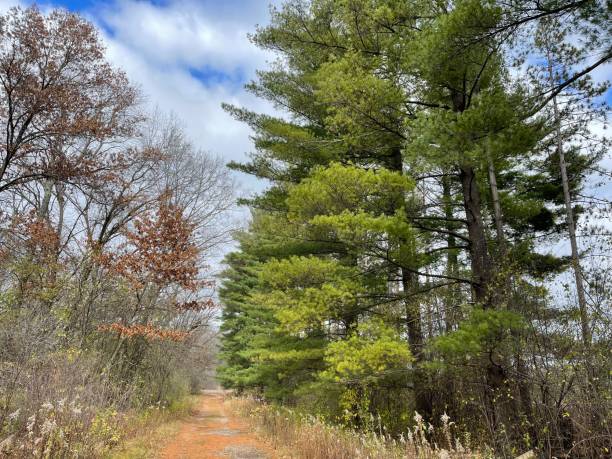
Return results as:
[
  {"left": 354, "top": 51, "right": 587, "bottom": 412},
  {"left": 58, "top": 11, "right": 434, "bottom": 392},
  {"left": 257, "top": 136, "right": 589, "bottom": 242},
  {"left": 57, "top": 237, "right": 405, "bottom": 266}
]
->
[{"left": 218, "top": 1, "right": 610, "bottom": 455}]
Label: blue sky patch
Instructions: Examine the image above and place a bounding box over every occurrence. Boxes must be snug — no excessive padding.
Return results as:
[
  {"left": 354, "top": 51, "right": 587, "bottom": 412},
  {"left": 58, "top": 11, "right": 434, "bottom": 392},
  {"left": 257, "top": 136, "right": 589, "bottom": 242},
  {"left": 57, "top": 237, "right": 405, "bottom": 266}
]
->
[
  {"left": 188, "top": 65, "right": 246, "bottom": 88},
  {"left": 38, "top": 0, "right": 101, "bottom": 12}
]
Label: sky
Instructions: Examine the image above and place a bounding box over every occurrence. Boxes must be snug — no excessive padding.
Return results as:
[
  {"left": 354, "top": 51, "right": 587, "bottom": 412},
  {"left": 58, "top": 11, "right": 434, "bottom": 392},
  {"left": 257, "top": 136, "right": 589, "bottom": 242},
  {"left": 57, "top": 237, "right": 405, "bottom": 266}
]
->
[
  {"left": 0, "top": 0, "right": 609, "bottom": 195},
  {"left": 0, "top": 0, "right": 610, "bottom": 232},
  {"left": 0, "top": 0, "right": 283, "bottom": 198}
]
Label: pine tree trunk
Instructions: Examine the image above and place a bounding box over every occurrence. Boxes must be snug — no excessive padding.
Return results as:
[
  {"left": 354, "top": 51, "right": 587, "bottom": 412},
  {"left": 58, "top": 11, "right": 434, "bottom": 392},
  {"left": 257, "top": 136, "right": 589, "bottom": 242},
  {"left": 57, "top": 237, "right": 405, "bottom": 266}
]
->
[
  {"left": 486, "top": 144, "right": 505, "bottom": 249},
  {"left": 402, "top": 268, "right": 432, "bottom": 419},
  {"left": 442, "top": 174, "right": 458, "bottom": 331},
  {"left": 459, "top": 164, "right": 493, "bottom": 306},
  {"left": 486, "top": 144, "right": 538, "bottom": 447},
  {"left": 389, "top": 148, "right": 426, "bottom": 352},
  {"left": 389, "top": 147, "right": 432, "bottom": 419},
  {"left": 458, "top": 160, "right": 505, "bottom": 437}
]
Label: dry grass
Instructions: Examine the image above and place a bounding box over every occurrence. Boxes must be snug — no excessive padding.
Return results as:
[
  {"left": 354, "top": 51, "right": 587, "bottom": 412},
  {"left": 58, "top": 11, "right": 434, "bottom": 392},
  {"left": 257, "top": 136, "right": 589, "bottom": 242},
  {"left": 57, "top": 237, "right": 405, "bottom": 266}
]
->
[
  {"left": 0, "top": 354, "right": 131, "bottom": 458},
  {"left": 106, "top": 396, "right": 198, "bottom": 459},
  {"left": 227, "top": 397, "right": 491, "bottom": 459}
]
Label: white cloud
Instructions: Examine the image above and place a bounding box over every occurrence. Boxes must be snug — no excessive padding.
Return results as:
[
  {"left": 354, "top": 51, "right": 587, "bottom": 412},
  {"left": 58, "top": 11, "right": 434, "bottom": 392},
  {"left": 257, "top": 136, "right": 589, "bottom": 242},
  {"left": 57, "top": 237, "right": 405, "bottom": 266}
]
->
[
  {"left": 92, "top": 0, "right": 283, "bottom": 195},
  {"left": 98, "top": 0, "right": 272, "bottom": 76},
  {"left": 0, "top": 0, "right": 19, "bottom": 11}
]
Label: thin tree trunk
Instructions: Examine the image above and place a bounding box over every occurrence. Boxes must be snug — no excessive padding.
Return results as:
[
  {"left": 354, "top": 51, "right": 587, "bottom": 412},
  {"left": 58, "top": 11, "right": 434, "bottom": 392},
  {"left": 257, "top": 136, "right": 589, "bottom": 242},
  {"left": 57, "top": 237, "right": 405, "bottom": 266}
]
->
[
  {"left": 402, "top": 268, "right": 432, "bottom": 418},
  {"left": 459, "top": 164, "right": 493, "bottom": 306},
  {"left": 389, "top": 147, "right": 432, "bottom": 419},
  {"left": 442, "top": 174, "right": 458, "bottom": 331},
  {"left": 38, "top": 178, "right": 54, "bottom": 219},
  {"left": 458, "top": 161, "right": 506, "bottom": 437},
  {"left": 389, "top": 148, "right": 425, "bottom": 355},
  {"left": 402, "top": 270, "right": 424, "bottom": 360},
  {"left": 486, "top": 140, "right": 538, "bottom": 447},
  {"left": 486, "top": 142, "right": 504, "bottom": 249},
  {"left": 546, "top": 53, "right": 591, "bottom": 349}
]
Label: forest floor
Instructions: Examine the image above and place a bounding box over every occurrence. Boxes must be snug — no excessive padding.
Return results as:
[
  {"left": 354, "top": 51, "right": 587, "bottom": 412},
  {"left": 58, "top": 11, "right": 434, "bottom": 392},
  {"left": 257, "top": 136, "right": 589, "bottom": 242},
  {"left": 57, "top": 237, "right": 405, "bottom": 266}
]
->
[{"left": 158, "top": 390, "right": 276, "bottom": 459}]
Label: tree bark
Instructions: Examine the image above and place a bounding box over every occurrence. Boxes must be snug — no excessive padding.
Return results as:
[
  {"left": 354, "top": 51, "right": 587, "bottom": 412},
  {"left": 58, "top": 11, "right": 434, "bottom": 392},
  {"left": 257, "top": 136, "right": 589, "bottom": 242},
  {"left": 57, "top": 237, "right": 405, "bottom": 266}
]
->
[
  {"left": 442, "top": 174, "right": 458, "bottom": 331},
  {"left": 458, "top": 160, "right": 505, "bottom": 436},
  {"left": 546, "top": 52, "right": 591, "bottom": 349},
  {"left": 459, "top": 164, "right": 493, "bottom": 306},
  {"left": 486, "top": 144, "right": 505, "bottom": 249},
  {"left": 402, "top": 268, "right": 432, "bottom": 418},
  {"left": 486, "top": 142, "right": 538, "bottom": 447},
  {"left": 389, "top": 147, "right": 432, "bottom": 419}
]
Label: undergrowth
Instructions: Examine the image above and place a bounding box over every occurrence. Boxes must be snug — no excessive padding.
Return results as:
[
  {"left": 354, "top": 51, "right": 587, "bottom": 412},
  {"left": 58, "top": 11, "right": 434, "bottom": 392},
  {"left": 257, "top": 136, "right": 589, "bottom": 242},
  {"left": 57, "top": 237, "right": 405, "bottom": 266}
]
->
[
  {"left": 227, "top": 397, "right": 492, "bottom": 459},
  {"left": 107, "top": 396, "right": 197, "bottom": 459}
]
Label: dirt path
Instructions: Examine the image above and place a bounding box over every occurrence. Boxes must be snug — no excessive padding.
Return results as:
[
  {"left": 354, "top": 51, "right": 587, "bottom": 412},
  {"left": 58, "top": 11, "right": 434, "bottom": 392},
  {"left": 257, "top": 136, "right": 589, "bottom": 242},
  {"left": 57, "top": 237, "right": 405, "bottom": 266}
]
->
[{"left": 159, "top": 391, "right": 276, "bottom": 459}]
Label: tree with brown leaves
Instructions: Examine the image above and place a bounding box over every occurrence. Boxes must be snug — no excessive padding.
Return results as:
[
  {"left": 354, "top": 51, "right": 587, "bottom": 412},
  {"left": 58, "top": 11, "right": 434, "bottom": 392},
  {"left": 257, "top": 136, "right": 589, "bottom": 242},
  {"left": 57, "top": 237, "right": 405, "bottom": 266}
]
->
[
  {"left": 100, "top": 192, "right": 201, "bottom": 292},
  {"left": 0, "top": 6, "right": 138, "bottom": 195}
]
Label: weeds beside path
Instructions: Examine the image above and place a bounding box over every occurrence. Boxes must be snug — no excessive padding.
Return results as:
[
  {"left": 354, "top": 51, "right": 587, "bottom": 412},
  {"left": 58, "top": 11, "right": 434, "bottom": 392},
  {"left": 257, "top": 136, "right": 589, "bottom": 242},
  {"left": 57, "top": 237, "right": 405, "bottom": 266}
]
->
[
  {"left": 114, "top": 392, "right": 487, "bottom": 459},
  {"left": 108, "top": 396, "right": 197, "bottom": 459},
  {"left": 227, "top": 397, "right": 486, "bottom": 459}
]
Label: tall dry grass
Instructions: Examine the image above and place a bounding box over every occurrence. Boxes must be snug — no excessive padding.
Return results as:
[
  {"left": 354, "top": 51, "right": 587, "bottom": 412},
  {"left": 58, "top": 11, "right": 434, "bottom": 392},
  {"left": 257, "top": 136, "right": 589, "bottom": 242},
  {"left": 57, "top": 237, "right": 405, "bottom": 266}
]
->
[{"left": 227, "top": 397, "right": 491, "bottom": 459}]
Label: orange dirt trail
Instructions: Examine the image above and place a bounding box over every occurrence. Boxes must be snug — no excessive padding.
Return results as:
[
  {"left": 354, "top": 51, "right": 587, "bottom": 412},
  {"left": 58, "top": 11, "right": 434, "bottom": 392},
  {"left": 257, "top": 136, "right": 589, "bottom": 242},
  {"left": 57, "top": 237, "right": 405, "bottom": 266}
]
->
[{"left": 159, "top": 391, "right": 277, "bottom": 459}]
